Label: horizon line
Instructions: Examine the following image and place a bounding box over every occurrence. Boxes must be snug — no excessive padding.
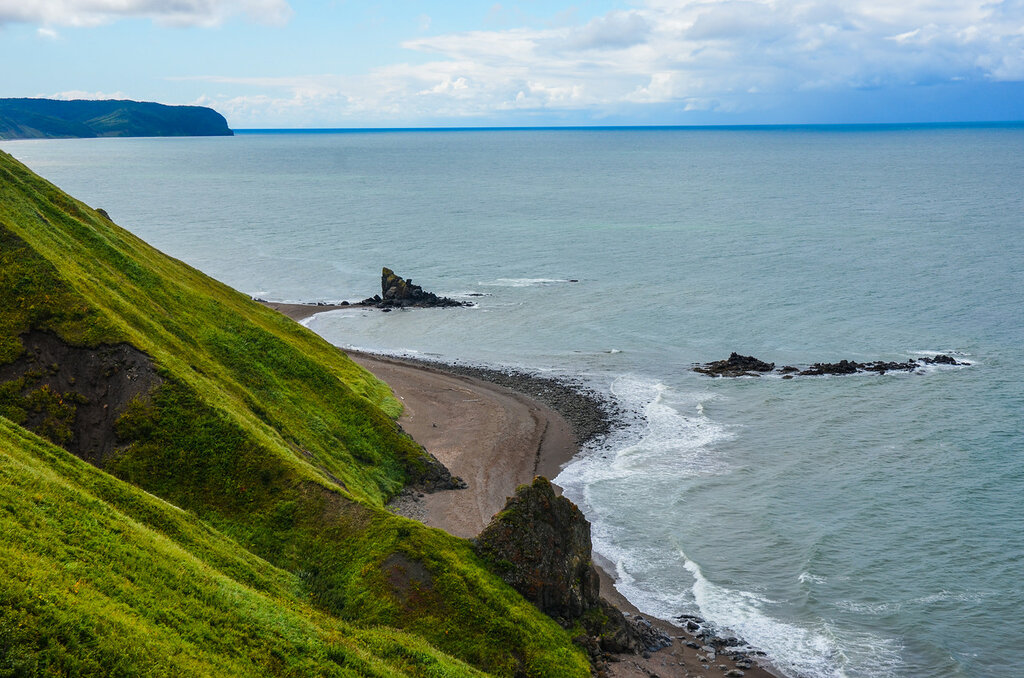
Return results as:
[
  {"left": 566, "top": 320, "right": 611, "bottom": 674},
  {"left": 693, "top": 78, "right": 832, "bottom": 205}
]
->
[{"left": 233, "top": 121, "right": 1024, "bottom": 133}]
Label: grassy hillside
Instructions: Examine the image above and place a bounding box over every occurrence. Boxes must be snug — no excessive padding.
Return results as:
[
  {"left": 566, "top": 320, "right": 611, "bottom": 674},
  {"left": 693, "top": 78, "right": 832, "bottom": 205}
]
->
[
  {"left": 0, "top": 417, "right": 486, "bottom": 677},
  {"left": 0, "top": 150, "right": 589, "bottom": 677}
]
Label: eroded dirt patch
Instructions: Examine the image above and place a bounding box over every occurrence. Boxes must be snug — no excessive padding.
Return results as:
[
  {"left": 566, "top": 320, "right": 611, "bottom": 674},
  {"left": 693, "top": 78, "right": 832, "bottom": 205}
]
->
[
  {"left": 382, "top": 552, "right": 437, "bottom": 611},
  {"left": 0, "top": 330, "right": 160, "bottom": 464}
]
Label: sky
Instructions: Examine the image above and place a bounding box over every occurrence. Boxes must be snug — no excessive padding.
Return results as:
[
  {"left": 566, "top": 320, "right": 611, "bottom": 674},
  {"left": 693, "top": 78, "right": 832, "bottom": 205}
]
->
[{"left": 2, "top": 0, "right": 1023, "bottom": 128}]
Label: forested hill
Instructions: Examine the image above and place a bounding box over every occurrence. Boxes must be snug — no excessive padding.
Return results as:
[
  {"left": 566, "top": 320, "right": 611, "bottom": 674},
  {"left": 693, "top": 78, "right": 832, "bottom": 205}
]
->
[{"left": 0, "top": 98, "right": 232, "bottom": 139}]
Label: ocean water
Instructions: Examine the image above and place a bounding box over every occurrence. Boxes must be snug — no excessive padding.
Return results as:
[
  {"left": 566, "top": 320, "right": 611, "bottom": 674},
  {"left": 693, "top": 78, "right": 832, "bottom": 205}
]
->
[{"left": 4, "top": 126, "right": 1023, "bottom": 678}]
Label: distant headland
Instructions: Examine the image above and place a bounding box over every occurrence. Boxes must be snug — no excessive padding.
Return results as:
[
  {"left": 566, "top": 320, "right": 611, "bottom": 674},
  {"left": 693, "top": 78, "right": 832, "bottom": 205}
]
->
[{"left": 0, "top": 98, "right": 232, "bottom": 139}]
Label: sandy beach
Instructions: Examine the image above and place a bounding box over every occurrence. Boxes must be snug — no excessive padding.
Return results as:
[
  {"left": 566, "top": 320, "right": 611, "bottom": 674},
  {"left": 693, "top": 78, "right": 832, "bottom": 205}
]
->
[{"left": 273, "top": 302, "right": 777, "bottom": 678}]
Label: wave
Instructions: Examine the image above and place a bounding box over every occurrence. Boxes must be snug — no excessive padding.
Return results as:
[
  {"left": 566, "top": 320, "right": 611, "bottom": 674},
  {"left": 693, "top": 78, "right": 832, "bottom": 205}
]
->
[
  {"left": 557, "top": 374, "right": 905, "bottom": 678},
  {"left": 478, "top": 277, "right": 577, "bottom": 287}
]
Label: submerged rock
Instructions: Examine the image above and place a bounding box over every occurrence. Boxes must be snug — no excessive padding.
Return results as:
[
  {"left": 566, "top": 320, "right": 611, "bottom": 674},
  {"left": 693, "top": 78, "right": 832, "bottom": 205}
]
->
[{"left": 359, "top": 267, "right": 469, "bottom": 308}]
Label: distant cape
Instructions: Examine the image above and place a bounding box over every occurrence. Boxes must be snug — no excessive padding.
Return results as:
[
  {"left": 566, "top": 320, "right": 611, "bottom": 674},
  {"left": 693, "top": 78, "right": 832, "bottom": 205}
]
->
[{"left": 0, "top": 98, "right": 233, "bottom": 139}]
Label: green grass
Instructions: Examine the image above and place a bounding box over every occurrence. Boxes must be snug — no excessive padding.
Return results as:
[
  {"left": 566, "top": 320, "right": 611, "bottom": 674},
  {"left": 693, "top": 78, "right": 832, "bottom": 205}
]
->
[
  {"left": 0, "top": 150, "right": 590, "bottom": 677},
  {"left": 0, "top": 417, "right": 487, "bottom": 678}
]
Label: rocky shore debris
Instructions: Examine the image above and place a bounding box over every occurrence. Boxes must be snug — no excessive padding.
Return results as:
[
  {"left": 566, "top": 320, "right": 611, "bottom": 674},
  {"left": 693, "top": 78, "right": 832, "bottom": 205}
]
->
[
  {"left": 358, "top": 267, "right": 470, "bottom": 309},
  {"left": 695, "top": 352, "right": 966, "bottom": 378},
  {"left": 672, "top": 612, "right": 765, "bottom": 674},
  {"left": 476, "top": 477, "right": 653, "bottom": 667}
]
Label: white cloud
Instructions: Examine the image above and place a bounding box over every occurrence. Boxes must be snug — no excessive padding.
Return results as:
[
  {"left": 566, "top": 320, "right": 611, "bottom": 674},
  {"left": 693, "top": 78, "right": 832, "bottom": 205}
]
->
[
  {"left": 36, "top": 26, "right": 58, "bottom": 38},
  {"left": 49, "top": 90, "right": 129, "bottom": 100},
  {"left": 0, "top": 0, "right": 292, "bottom": 28},
  {"left": 183, "top": 0, "right": 1024, "bottom": 124}
]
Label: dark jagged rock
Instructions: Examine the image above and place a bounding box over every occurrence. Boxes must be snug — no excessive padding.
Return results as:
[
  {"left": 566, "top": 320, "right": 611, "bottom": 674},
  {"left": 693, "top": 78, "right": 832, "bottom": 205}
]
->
[
  {"left": 921, "top": 354, "right": 960, "bottom": 365},
  {"left": 696, "top": 353, "right": 967, "bottom": 378},
  {"left": 476, "top": 476, "right": 639, "bottom": 655},
  {"left": 476, "top": 476, "right": 599, "bottom": 621},
  {"left": 799, "top": 359, "right": 861, "bottom": 376},
  {"left": 631, "top": 615, "right": 673, "bottom": 653},
  {"left": 801, "top": 359, "right": 923, "bottom": 376},
  {"left": 694, "top": 353, "right": 775, "bottom": 378},
  {"left": 358, "top": 267, "right": 469, "bottom": 309}
]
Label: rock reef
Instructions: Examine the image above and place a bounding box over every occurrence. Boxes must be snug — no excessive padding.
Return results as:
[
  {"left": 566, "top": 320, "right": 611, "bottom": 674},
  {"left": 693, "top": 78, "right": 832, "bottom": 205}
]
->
[{"left": 696, "top": 352, "right": 966, "bottom": 378}]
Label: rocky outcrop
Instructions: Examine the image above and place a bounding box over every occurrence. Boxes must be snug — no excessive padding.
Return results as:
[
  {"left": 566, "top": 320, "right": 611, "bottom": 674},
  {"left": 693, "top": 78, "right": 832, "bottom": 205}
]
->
[
  {"left": 695, "top": 353, "right": 965, "bottom": 378},
  {"left": 694, "top": 353, "right": 775, "bottom": 377},
  {"left": 358, "top": 267, "right": 469, "bottom": 309},
  {"left": 476, "top": 477, "right": 641, "bottom": 658}
]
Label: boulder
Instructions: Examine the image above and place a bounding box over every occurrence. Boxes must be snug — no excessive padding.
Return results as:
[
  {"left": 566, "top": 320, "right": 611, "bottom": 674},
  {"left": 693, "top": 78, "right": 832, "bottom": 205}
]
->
[{"left": 476, "top": 476, "right": 638, "bottom": 654}]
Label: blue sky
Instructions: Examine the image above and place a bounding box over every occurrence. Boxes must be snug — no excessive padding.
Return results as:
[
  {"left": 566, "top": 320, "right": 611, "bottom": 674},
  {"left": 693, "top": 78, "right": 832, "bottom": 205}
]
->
[{"left": 2, "top": 1, "right": 1023, "bottom": 128}]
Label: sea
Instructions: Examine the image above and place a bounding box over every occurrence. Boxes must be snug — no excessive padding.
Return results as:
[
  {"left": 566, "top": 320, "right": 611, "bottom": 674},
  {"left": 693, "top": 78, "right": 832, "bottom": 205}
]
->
[{"left": 4, "top": 125, "right": 1023, "bottom": 678}]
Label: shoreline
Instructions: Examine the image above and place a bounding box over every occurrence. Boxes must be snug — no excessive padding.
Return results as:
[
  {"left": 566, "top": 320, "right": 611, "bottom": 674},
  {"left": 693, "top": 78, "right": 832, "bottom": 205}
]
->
[{"left": 270, "top": 300, "right": 779, "bottom": 677}]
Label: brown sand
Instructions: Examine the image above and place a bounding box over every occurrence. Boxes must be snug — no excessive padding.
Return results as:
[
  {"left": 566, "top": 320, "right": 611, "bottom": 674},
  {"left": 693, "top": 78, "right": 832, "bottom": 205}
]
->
[
  {"left": 349, "top": 351, "right": 576, "bottom": 538},
  {"left": 271, "top": 300, "right": 779, "bottom": 678},
  {"left": 262, "top": 301, "right": 354, "bottom": 320}
]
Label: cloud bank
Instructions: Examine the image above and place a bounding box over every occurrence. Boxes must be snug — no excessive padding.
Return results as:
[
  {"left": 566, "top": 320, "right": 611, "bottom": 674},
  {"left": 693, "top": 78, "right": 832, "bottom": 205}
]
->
[
  {"left": 188, "top": 0, "right": 1024, "bottom": 125},
  {"left": 0, "top": 0, "right": 292, "bottom": 28}
]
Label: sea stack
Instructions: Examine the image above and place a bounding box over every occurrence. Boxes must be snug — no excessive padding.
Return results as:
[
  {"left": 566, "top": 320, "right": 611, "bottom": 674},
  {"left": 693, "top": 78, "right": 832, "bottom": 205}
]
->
[{"left": 359, "top": 267, "right": 469, "bottom": 308}]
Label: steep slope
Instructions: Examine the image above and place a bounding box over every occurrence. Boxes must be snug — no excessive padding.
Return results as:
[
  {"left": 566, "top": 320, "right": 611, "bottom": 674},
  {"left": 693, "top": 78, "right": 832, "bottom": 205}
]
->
[
  {"left": 0, "top": 98, "right": 232, "bottom": 139},
  {"left": 0, "top": 150, "right": 589, "bottom": 676},
  {"left": 0, "top": 417, "right": 485, "bottom": 677}
]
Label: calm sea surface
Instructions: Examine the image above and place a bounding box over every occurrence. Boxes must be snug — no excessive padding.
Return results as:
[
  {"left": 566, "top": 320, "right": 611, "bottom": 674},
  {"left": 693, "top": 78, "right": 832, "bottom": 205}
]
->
[{"left": 5, "top": 127, "right": 1023, "bottom": 678}]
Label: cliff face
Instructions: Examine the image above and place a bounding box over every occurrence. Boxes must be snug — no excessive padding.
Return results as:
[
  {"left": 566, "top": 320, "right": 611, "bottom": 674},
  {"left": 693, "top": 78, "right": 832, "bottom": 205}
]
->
[
  {"left": 0, "top": 98, "right": 233, "bottom": 139},
  {"left": 477, "top": 477, "right": 639, "bottom": 657}
]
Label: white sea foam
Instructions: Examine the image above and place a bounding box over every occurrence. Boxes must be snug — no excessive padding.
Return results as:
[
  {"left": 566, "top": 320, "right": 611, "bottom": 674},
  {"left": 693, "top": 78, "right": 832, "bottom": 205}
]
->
[
  {"left": 479, "top": 277, "right": 574, "bottom": 287},
  {"left": 447, "top": 290, "right": 491, "bottom": 298},
  {"left": 558, "top": 374, "right": 905, "bottom": 678},
  {"left": 799, "top": 571, "right": 828, "bottom": 585}
]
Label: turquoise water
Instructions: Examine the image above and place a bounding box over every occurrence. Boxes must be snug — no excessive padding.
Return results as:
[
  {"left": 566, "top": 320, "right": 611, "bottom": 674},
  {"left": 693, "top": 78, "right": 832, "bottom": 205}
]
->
[{"left": 5, "top": 127, "right": 1023, "bottom": 677}]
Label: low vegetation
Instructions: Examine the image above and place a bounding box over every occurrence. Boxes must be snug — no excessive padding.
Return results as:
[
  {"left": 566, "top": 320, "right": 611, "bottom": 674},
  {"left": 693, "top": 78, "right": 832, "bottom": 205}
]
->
[{"left": 0, "top": 149, "right": 589, "bottom": 676}]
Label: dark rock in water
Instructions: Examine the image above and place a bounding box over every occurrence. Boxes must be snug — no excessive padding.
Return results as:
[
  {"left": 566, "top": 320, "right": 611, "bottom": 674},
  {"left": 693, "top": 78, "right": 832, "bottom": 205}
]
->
[
  {"left": 695, "top": 353, "right": 776, "bottom": 378},
  {"left": 801, "top": 359, "right": 923, "bottom": 376},
  {"left": 476, "top": 476, "right": 639, "bottom": 654},
  {"left": 860, "top": 360, "right": 919, "bottom": 374},
  {"left": 799, "top": 359, "right": 861, "bottom": 376},
  {"left": 697, "top": 352, "right": 968, "bottom": 379},
  {"left": 359, "top": 267, "right": 469, "bottom": 309},
  {"left": 921, "top": 354, "right": 960, "bottom": 365}
]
